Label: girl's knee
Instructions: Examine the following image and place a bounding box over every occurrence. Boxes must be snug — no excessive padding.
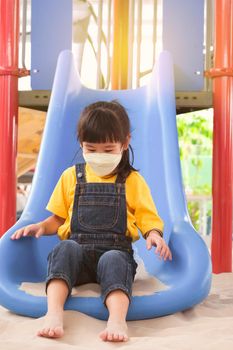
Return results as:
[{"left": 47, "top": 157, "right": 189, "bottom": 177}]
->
[
  {"left": 47, "top": 240, "right": 84, "bottom": 268},
  {"left": 98, "top": 250, "right": 127, "bottom": 266},
  {"left": 51, "top": 240, "right": 82, "bottom": 256},
  {"left": 97, "top": 250, "right": 130, "bottom": 281}
]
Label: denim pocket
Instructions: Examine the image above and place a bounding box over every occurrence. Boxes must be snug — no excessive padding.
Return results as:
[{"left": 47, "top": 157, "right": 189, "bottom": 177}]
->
[{"left": 78, "top": 195, "right": 120, "bottom": 230}]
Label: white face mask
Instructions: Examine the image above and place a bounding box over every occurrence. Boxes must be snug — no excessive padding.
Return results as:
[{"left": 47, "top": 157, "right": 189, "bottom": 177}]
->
[{"left": 83, "top": 152, "right": 122, "bottom": 177}]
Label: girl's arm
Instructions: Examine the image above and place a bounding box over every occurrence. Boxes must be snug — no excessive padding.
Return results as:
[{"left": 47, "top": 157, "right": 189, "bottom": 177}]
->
[
  {"left": 40, "top": 214, "right": 65, "bottom": 235},
  {"left": 11, "top": 214, "right": 65, "bottom": 240}
]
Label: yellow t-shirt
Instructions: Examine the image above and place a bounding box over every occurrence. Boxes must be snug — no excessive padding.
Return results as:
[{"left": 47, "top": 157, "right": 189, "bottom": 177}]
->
[{"left": 46, "top": 163, "right": 164, "bottom": 242}]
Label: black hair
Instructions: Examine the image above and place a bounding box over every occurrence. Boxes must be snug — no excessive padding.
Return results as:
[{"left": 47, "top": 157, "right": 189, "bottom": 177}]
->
[{"left": 77, "top": 100, "right": 137, "bottom": 180}]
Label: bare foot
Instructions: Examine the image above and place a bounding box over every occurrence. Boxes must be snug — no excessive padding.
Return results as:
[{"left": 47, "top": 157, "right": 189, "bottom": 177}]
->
[
  {"left": 99, "top": 320, "right": 129, "bottom": 342},
  {"left": 37, "top": 312, "right": 64, "bottom": 338}
]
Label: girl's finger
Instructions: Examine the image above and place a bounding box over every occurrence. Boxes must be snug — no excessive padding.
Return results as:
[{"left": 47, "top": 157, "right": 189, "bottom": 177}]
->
[
  {"left": 168, "top": 250, "right": 173, "bottom": 260},
  {"left": 22, "top": 228, "right": 29, "bottom": 236},
  {"left": 15, "top": 229, "right": 24, "bottom": 239},
  {"left": 35, "top": 228, "right": 43, "bottom": 238},
  {"left": 155, "top": 243, "right": 162, "bottom": 255},
  {"left": 23, "top": 226, "right": 34, "bottom": 237},
  {"left": 164, "top": 248, "right": 172, "bottom": 261},
  {"left": 11, "top": 228, "right": 23, "bottom": 240},
  {"left": 164, "top": 248, "right": 170, "bottom": 261},
  {"left": 10, "top": 232, "right": 16, "bottom": 239},
  {"left": 146, "top": 238, "right": 152, "bottom": 250},
  {"left": 10, "top": 232, "right": 16, "bottom": 240},
  {"left": 160, "top": 245, "right": 167, "bottom": 259}
]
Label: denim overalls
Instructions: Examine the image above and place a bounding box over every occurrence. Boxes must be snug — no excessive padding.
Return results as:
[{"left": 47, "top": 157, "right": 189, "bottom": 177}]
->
[{"left": 46, "top": 163, "right": 138, "bottom": 304}]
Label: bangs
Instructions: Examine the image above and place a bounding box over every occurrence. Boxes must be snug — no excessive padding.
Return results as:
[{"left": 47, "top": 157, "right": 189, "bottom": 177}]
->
[{"left": 78, "top": 109, "right": 126, "bottom": 143}]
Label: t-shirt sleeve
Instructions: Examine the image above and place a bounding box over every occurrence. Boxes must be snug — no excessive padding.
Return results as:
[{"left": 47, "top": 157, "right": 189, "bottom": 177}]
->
[
  {"left": 46, "top": 168, "right": 74, "bottom": 219},
  {"left": 129, "top": 172, "right": 164, "bottom": 237}
]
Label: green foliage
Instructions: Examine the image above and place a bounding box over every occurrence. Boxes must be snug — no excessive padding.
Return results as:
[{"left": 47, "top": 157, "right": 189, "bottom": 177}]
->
[
  {"left": 177, "top": 109, "right": 213, "bottom": 194},
  {"left": 177, "top": 109, "right": 213, "bottom": 233},
  {"left": 187, "top": 201, "right": 200, "bottom": 231},
  {"left": 177, "top": 109, "right": 213, "bottom": 162}
]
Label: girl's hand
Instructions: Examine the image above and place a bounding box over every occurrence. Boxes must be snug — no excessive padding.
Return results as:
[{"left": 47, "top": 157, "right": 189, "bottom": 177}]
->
[
  {"left": 146, "top": 230, "right": 172, "bottom": 261},
  {"left": 11, "top": 223, "right": 45, "bottom": 240}
]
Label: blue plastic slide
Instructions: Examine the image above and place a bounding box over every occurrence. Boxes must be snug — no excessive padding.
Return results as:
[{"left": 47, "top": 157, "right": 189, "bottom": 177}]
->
[{"left": 0, "top": 51, "right": 212, "bottom": 320}]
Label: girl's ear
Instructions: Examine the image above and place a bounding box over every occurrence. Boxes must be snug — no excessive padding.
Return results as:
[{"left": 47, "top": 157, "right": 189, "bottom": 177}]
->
[{"left": 123, "top": 134, "right": 131, "bottom": 150}]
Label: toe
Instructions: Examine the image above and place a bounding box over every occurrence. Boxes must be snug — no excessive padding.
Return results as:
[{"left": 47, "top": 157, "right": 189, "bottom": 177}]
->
[
  {"left": 37, "top": 330, "right": 42, "bottom": 337},
  {"left": 55, "top": 327, "right": 64, "bottom": 338},
  {"left": 99, "top": 330, "right": 108, "bottom": 341},
  {"left": 40, "top": 328, "right": 48, "bottom": 337},
  {"left": 113, "top": 333, "right": 120, "bottom": 341},
  {"left": 48, "top": 329, "right": 55, "bottom": 337},
  {"left": 38, "top": 328, "right": 44, "bottom": 336},
  {"left": 118, "top": 334, "right": 124, "bottom": 341},
  {"left": 107, "top": 332, "right": 114, "bottom": 341}
]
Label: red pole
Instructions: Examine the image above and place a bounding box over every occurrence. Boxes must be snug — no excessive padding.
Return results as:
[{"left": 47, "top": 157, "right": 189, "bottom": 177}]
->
[
  {"left": 210, "top": 0, "right": 233, "bottom": 272},
  {"left": 0, "top": 0, "right": 19, "bottom": 236}
]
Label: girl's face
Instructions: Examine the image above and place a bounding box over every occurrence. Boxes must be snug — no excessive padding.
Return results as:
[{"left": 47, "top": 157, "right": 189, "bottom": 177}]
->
[{"left": 82, "top": 137, "right": 130, "bottom": 154}]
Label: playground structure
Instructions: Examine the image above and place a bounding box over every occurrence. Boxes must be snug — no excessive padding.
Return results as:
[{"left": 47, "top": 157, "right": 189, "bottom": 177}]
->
[{"left": 0, "top": 0, "right": 232, "bottom": 285}]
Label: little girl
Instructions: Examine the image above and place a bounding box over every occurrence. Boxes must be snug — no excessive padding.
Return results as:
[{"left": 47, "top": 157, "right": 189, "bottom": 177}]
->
[{"left": 11, "top": 101, "right": 172, "bottom": 342}]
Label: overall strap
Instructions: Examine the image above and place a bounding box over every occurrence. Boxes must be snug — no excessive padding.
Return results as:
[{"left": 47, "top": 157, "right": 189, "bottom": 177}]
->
[{"left": 75, "top": 163, "right": 86, "bottom": 183}]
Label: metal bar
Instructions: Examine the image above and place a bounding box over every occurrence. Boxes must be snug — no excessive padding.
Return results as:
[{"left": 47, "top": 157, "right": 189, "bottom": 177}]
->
[
  {"left": 106, "top": 0, "right": 112, "bottom": 88},
  {"left": 96, "top": 0, "right": 103, "bottom": 88},
  {"left": 111, "top": 0, "right": 129, "bottom": 89},
  {"left": 136, "top": 0, "right": 142, "bottom": 87},
  {"left": 0, "top": 67, "right": 29, "bottom": 77},
  {"left": 0, "top": 0, "right": 19, "bottom": 236},
  {"left": 128, "top": 0, "right": 135, "bottom": 88},
  {"left": 152, "top": 0, "right": 157, "bottom": 66},
  {"left": 211, "top": 0, "right": 233, "bottom": 273},
  {"left": 205, "top": 67, "right": 233, "bottom": 78},
  {"left": 21, "top": 0, "right": 27, "bottom": 69}
]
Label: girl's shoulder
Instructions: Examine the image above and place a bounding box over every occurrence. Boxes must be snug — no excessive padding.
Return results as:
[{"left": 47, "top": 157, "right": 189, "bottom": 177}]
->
[
  {"left": 126, "top": 170, "right": 147, "bottom": 186},
  {"left": 125, "top": 171, "right": 152, "bottom": 200},
  {"left": 60, "top": 165, "right": 77, "bottom": 184},
  {"left": 62, "top": 165, "right": 76, "bottom": 176}
]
